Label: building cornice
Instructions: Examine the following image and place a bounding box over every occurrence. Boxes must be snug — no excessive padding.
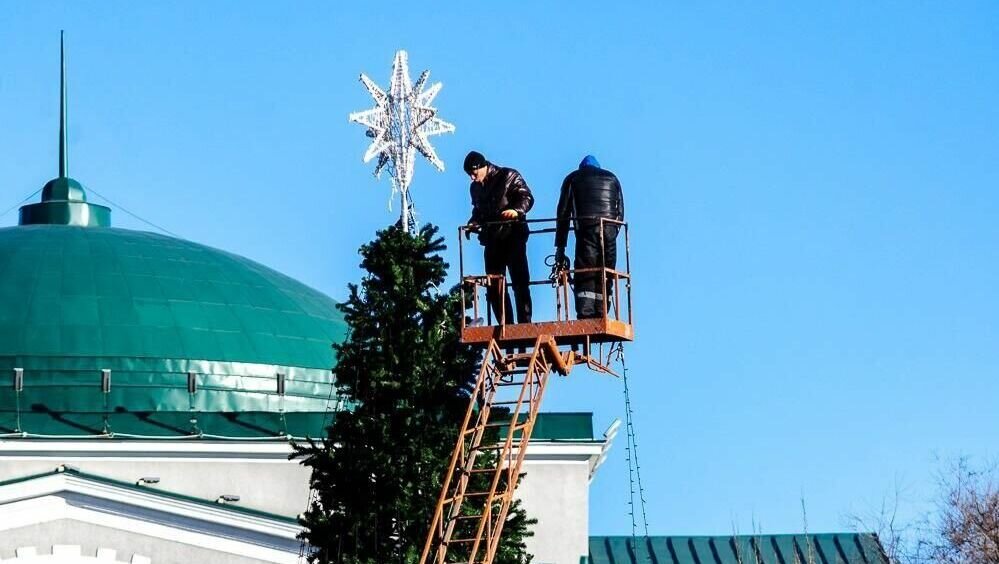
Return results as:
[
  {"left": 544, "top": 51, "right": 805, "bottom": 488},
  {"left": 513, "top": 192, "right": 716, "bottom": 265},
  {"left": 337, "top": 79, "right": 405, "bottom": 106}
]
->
[
  {"left": 0, "top": 438, "right": 609, "bottom": 464},
  {"left": 0, "top": 470, "right": 301, "bottom": 563}
]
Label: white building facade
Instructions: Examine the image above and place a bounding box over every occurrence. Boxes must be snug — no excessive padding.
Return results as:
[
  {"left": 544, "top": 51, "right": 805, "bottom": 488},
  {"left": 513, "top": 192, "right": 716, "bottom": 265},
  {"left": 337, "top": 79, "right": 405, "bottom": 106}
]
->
[{"left": 0, "top": 433, "right": 610, "bottom": 564}]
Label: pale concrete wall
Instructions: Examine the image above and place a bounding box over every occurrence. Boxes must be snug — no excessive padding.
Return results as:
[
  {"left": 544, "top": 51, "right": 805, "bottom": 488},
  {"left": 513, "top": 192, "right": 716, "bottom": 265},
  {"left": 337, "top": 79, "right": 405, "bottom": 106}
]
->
[
  {"left": 0, "top": 520, "right": 275, "bottom": 564},
  {"left": 0, "top": 443, "right": 602, "bottom": 564},
  {"left": 0, "top": 459, "right": 311, "bottom": 517},
  {"left": 518, "top": 461, "right": 590, "bottom": 564}
]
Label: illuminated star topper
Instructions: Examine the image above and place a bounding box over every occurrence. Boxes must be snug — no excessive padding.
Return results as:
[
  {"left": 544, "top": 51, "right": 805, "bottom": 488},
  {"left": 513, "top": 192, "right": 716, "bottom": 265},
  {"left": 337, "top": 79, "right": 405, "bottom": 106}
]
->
[{"left": 349, "top": 50, "right": 456, "bottom": 232}]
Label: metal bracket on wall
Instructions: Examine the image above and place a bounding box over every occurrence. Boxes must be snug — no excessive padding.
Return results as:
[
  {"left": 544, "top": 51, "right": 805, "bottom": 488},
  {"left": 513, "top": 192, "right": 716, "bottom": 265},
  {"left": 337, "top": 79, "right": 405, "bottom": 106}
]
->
[
  {"left": 101, "top": 369, "right": 111, "bottom": 435},
  {"left": 12, "top": 368, "right": 24, "bottom": 434}
]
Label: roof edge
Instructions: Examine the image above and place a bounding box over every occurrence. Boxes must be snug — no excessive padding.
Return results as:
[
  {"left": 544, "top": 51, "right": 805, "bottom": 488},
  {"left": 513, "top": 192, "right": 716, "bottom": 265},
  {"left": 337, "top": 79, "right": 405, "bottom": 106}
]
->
[{"left": 0, "top": 464, "right": 299, "bottom": 525}]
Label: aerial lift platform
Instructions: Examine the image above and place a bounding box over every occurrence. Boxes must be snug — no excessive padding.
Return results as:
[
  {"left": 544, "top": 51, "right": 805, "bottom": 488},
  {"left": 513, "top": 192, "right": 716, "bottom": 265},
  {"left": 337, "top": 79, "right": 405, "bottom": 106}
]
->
[{"left": 420, "top": 218, "right": 633, "bottom": 564}]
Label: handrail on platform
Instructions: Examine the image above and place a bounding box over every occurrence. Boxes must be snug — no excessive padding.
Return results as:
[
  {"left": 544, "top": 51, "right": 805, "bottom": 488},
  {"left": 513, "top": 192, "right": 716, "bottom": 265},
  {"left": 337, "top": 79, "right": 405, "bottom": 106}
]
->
[{"left": 458, "top": 216, "right": 633, "bottom": 346}]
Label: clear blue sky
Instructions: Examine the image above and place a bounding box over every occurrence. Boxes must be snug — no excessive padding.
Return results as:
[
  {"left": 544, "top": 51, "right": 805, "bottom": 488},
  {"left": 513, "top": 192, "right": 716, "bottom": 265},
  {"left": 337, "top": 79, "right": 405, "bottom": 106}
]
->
[{"left": 2, "top": 1, "right": 997, "bottom": 538}]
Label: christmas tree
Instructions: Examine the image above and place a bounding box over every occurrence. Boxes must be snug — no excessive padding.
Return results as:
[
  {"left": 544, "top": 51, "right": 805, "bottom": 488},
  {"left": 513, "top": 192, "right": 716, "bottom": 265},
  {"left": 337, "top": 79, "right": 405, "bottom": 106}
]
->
[{"left": 294, "top": 224, "right": 534, "bottom": 563}]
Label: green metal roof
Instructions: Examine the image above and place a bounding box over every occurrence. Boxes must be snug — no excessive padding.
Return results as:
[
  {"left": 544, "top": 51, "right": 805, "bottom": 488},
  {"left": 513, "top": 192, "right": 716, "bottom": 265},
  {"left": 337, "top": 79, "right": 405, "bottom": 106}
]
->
[
  {"left": 502, "top": 412, "right": 597, "bottom": 442},
  {"left": 0, "top": 410, "right": 336, "bottom": 440},
  {"left": 0, "top": 224, "right": 347, "bottom": 416},
  {"left": 0, "top": 410, "right": 595, "bottom": 442},
  {"left": 587, "top": 534, "right": 888, "bottom": 564}
]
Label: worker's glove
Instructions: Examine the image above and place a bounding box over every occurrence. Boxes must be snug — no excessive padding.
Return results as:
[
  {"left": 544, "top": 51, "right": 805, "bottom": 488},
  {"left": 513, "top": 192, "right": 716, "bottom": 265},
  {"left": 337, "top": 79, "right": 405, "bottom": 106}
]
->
[
  {"left": 554, "top": 247, "right": 568, "bottom": 268},
  {"left": 464, "top": 223, "right": 480, "bottom": 240}
]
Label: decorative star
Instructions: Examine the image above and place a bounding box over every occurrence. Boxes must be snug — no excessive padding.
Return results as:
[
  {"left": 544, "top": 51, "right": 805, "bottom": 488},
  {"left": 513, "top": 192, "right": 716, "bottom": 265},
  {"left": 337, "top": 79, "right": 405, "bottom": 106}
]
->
[{"left": 349, "top": 51, "right": 455, "bottom": 230}]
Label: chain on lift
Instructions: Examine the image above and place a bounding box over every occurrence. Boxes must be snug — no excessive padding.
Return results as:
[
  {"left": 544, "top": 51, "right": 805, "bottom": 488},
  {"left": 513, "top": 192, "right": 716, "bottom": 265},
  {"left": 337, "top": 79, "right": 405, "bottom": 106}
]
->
[{"left": 610, "top": 342, "right": 649, "bottom": 550}]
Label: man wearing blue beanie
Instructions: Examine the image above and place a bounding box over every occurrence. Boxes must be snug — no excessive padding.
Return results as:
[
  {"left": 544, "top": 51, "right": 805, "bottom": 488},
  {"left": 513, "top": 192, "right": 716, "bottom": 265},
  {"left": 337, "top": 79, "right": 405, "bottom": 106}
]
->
[{"left": 554, "top": 155, "right": 625, "bottom": 319}]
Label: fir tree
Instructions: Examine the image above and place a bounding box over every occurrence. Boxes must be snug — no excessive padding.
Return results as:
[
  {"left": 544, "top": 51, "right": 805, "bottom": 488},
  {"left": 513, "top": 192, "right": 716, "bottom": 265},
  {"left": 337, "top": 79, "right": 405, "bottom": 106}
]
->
[{"left": 294, "top": 224, "right": 534, "bottom": 564}]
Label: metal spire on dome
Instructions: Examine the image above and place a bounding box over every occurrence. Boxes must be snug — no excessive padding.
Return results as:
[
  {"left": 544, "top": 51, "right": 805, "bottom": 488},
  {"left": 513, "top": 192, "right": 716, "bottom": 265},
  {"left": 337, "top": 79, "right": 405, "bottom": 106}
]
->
[
  {"left": 18, "top": 31, "right": 111, "bottom": 227},
  {"left": 59, "top": 30, "right": 68, "bottom": 179}
]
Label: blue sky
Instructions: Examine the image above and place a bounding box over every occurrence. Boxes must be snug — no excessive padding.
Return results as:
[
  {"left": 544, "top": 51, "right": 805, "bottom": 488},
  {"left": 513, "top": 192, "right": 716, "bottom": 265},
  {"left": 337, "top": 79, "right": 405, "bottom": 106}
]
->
[{"left": 2, "top": 2, "right": 997, "bottom": 537}]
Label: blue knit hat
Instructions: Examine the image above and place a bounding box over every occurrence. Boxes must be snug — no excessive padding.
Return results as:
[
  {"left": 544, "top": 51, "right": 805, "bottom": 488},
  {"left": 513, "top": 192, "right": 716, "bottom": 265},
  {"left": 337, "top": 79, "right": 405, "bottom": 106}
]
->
[{"left": 579, "top": 155, "right": 600, "bottom": 169}]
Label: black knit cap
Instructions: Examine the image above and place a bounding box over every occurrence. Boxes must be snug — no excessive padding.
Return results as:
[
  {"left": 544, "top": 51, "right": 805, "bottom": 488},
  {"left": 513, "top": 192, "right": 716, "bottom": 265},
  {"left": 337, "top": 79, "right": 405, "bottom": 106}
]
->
[{"left": 463, "top": 151, "right": 488, "bottom": 174}]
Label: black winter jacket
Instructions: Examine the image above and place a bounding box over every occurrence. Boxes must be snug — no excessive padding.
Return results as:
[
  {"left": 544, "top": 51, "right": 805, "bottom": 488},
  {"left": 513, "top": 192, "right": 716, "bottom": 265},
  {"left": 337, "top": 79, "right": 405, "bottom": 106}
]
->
[
  {"left": 554, "top": 166, "right": 624, "bottom": 248},
  {"left": 468, "top": 165, "right": 534, "bottom": 245}
]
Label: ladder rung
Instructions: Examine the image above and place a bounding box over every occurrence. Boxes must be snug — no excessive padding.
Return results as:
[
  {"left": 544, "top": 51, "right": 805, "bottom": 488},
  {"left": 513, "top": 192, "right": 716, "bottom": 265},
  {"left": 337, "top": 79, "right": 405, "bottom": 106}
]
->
[
  {"left": 483, "top": 421, "right": 522, "bottom": 429},
  {"left": 460, "top": 422, "right": 526, "bottom": 435},
  {"left": 444, "top": 491, "right": 502, "bottom": 504},
  {"left": 494, "top": 380, "right": 527, "bottom": 387},
  {"left": 504, "top": 352, "right": 535, "bottom": 360},
  {"left": 472, "top": 444, "right": 506, "bottom": 451},
  {"left": 450, "top": 466, "right": 499, "bottom": 476},
  {"left": 444, "top": 500, "right": 496, "bottom": 509}
]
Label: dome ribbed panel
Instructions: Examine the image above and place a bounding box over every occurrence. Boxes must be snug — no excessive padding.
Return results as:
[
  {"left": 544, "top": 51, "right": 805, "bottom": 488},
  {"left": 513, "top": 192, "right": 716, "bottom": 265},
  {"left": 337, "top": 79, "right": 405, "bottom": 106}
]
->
[{"left": 0, "top": 225, "right": 347, "bottom": 415}]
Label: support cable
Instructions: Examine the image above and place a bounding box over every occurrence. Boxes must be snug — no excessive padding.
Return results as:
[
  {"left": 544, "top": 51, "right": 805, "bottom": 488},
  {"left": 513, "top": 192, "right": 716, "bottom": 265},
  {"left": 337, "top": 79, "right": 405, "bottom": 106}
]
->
[
  {"left": 611, "top": 342, "right": 649, "bottom": 551},
  {"left": 87, "top": 187, "right": 181, "bottom": 238},
  {"left": 0, "top": 188, "right": 43, "bottom": 221}
]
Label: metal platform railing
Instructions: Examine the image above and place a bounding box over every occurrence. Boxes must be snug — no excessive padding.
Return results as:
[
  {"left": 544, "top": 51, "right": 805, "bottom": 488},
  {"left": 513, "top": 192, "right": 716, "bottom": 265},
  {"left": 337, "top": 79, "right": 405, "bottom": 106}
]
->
[{"left": 458, "top": 217, "right": 633, "bottom": 346}]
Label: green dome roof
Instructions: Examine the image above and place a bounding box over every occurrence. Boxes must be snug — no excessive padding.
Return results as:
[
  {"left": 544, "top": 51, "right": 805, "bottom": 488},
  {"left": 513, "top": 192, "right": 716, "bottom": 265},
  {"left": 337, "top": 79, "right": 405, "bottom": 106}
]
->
[
  {"left": 0, "top": 225, "right": 347, "bottom": 429},
  {"left": 0, "top": 35, "right": 349, "bottom": 439}
]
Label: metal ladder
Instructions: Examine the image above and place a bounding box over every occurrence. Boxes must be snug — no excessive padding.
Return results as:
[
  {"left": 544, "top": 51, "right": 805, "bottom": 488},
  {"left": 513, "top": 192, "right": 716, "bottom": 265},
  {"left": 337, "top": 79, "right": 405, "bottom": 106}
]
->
[{"left": 420, "top": 335, "right": 571, "bottom": 564}]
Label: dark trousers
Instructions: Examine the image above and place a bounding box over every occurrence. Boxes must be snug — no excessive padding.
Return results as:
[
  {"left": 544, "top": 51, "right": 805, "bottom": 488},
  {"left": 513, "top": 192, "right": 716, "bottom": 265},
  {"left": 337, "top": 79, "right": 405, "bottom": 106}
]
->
[
  {"left": 574, "top": 224, "right": 618, "bottom": 319},
  {"left": 484, "top": 237, "right": 532, "bottom": 324}
]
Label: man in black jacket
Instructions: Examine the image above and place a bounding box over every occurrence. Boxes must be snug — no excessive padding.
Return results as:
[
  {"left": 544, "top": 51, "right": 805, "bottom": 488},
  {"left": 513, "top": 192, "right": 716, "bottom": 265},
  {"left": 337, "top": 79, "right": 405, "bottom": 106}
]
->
[
  {"left": 465, "top": 150, "right": 534, "bottom": 324},
  {"left": 555, "top": 155, "right": 625, "bottom": 319}
]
